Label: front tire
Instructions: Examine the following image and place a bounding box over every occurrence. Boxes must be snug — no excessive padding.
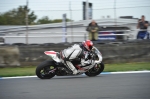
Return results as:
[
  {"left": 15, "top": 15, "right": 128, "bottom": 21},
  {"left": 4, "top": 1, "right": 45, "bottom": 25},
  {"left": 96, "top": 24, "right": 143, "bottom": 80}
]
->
[
  {"left": 85, "top": 62, "right": 104, "bottom": 77},
  {"left": 36, "top": 60, "right": 56, "bottom": 79}
]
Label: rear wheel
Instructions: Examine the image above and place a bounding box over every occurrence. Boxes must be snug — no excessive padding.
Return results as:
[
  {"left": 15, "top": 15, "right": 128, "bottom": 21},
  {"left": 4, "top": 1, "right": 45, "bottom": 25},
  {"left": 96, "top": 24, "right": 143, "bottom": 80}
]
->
[
  {"left": 36, "top": 60, "right": 56, "bottom": 79},
  {"left": 85, "top": 62, "right": 104, "bottom": 77}
]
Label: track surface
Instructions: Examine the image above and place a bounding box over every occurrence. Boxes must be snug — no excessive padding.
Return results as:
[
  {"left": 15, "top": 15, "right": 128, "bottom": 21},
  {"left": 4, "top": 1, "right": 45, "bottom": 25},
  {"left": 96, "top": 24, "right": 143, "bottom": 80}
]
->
[{"left": 0, "top": 73, "right": 150, "bottom": 99}]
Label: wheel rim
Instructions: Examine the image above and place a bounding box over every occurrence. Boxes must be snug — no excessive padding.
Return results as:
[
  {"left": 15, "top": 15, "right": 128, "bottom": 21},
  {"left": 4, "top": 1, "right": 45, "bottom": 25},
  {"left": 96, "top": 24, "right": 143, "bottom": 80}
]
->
[
  {"left": 88, "top": 64, "right": 101, "bottom": 74},
  {"left": 40, "top": 66, "right": 55, "bottom": 77}
]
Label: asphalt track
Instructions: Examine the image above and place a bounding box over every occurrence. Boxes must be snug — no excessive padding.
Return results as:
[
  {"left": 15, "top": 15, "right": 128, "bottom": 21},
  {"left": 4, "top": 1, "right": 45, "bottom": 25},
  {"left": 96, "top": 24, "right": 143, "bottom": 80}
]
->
[{"left": 0, "top": 73, "right": 150, "bottom": 99}]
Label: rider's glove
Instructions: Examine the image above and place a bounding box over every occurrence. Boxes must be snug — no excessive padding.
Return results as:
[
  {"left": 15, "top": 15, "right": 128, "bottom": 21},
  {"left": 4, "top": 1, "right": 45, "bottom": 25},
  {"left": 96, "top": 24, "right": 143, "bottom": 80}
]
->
[{"left": 84, "top": 52, "right": 92, "bottom": 60}]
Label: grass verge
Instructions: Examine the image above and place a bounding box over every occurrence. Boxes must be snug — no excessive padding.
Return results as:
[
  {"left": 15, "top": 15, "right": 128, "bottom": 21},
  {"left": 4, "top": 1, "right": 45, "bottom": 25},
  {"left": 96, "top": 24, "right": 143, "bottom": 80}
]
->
[
  {"left": 104, "top": 62, "right": 150, "bottom": 72},
  {"left": 0, "top": 62, "right": 150, "bottom": 77}
]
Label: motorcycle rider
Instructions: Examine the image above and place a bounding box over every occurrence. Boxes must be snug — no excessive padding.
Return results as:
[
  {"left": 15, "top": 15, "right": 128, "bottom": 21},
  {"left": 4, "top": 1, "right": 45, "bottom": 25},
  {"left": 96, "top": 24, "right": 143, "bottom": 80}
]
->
[{"left": 60, "top": 40, "right": 95, "bottom": 74}]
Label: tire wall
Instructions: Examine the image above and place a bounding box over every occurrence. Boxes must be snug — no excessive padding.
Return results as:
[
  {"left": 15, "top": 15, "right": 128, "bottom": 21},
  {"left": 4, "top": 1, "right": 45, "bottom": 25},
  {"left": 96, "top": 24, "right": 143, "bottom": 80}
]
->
[
  {"left": 0, "top": 41, "right": 150, "bottom": 67},
  {"left": 0, "top": 46, "right": 20, "bottom": 66}
]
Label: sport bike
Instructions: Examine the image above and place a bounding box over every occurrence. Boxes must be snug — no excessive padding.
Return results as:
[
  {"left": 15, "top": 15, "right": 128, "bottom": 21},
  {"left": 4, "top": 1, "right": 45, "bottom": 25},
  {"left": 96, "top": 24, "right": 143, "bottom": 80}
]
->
[{"left": 36, "top": 46, "right": 104, "bottom": 79}]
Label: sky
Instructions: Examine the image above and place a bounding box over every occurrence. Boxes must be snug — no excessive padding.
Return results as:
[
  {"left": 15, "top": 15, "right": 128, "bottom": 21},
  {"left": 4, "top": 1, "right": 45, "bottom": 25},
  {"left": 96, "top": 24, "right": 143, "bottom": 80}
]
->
[{"left": 0, "top": 0, "right": 150, "bottom": 21}]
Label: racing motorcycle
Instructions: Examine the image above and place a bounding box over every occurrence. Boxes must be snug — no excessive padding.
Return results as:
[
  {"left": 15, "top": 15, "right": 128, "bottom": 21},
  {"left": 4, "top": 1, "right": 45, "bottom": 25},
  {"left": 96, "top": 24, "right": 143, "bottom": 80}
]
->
[{"left": 36, "top": 46, "right": 104, "bottom": 79}]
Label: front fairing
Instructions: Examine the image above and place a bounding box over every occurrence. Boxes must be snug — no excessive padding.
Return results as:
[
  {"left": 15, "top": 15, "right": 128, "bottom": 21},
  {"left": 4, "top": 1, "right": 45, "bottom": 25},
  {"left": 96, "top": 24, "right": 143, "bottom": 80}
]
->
[{"left": 92, "top": 46, "right": 102, "bottom": 63}]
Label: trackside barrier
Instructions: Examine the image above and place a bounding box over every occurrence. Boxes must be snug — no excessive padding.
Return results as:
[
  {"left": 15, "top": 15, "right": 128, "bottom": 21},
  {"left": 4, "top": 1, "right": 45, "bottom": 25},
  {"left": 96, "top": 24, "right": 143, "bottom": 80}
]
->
[
  {"left": 0, "top": 29, "right": 149, "bottom": 44},
  {"left": 5, "top": 29, "right": 149, "bottom": 34}
]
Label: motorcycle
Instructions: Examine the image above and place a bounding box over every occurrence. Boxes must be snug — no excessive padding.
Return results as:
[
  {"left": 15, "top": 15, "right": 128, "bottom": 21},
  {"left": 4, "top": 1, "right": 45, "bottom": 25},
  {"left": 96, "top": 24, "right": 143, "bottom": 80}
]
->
[{"left": 36, "top": 46, "right": 104, "bottom": 79}]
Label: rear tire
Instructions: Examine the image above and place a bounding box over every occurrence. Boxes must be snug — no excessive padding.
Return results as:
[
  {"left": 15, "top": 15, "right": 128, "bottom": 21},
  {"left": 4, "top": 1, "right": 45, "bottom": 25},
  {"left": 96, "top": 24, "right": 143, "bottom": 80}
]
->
[
  {"left": 36, "top": 60, "right": 56, "bottom": 79},
  {"left": 85, "top": 62, "right": 104, "bottom": 77}
]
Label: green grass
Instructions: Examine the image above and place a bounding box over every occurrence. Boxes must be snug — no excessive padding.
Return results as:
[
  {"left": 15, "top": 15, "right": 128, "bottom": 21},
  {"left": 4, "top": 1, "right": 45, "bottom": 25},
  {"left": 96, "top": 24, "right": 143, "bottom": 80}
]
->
[
  {"left": 0, "top": 66, "right": 36, "bottom": 77},
  {"left": 104, "top": 62, "right": 150, "bottom": 72},
  {"left": 0, "top": 62, "right": 150, "bottom": 77}
]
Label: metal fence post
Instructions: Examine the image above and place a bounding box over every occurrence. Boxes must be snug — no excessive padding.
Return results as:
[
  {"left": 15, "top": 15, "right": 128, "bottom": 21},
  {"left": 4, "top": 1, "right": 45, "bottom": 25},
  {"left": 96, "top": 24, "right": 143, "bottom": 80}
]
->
[{"left": 84, "top": 32, "right": 87, "bottom": 40}]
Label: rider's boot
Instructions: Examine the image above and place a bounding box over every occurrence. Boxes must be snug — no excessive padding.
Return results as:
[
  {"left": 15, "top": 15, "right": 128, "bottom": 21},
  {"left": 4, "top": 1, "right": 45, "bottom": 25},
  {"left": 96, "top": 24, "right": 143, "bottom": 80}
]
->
[{"left": 65, "top": 61, "right": 78, "bottom": 74}]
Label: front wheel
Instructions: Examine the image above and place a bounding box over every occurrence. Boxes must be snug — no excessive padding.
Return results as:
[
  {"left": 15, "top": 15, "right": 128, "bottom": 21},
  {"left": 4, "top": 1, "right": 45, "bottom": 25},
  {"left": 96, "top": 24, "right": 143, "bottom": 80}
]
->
[
  {"left": 36, "top": 60, "right": 56, "bottom": 79},
  {"left": 85, "top": 62, "right": 105, "bottom": 77}
]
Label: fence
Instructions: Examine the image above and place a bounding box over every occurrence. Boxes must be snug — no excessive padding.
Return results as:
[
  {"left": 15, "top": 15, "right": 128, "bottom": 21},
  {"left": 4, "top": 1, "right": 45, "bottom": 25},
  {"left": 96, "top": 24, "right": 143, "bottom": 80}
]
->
[
  {"left": 0, "top": 0, "right": 150, "bottom": 25},
  {"left": 0, "top": 29, "right": 149, "bottom": 44},
  {"left": 0, "top": 30, "right": 131, "bottom": 44}
]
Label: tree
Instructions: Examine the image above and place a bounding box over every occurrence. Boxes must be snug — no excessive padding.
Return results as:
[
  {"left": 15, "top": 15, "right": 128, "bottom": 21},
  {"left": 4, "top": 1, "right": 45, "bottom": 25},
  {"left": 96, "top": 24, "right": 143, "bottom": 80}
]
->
[
  {"left": 36, "top": 16, "right": 72, "bottom": 24},
  {"left": 37, "top": 16, "right": 51, "bottom": 24},
  {"left": 0, "top": 6, "right": 37, "bottom": 25},
  {"left": 51, "top": 19, "right": 72, "bottom": 23}
]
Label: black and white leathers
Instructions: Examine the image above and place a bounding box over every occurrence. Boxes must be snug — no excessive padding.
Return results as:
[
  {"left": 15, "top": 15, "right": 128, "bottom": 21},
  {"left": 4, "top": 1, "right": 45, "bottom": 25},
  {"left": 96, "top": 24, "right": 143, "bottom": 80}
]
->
[{"left": 60, "top": 44, "right": 93, "bottom": 74}]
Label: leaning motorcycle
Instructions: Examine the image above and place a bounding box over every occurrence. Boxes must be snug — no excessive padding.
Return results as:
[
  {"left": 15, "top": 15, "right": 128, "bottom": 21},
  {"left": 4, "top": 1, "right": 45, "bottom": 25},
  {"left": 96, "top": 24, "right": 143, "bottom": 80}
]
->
[{"left": 36, "top": 46, "right": 104, "bottom": 79}]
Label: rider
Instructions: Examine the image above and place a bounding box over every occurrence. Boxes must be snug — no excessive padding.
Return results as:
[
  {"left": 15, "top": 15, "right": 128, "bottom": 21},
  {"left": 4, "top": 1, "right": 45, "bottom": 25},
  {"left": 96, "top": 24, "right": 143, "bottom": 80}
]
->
[{"left": 59, "top": 40, "right": 94, "bottom": 74}]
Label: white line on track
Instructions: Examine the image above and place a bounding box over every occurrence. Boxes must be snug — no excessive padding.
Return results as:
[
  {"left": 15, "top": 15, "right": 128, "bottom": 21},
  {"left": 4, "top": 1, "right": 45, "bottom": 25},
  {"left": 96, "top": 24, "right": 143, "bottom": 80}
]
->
[
  {"left": 0, "top": 76, "right": 36, "bottom": 80},
  {"left": 110, "top": 70, "right": 150, "bottom": 74},
  {"left": 0, "top": 70, "right": 150, "bottom": 80}
]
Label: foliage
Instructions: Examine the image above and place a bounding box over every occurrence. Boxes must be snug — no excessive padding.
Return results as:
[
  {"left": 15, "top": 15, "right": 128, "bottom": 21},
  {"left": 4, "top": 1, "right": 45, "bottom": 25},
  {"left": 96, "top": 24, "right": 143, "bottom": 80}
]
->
[
  {"left": 37, "top": 16, "right": 72, "bottom": 24},
  {"left": 0, "top": 6, "right": 37, "bottom": 25},
  {"left": 37, "top": 16, "right": 51, "bottom": 24},
  {"left": 0, "top": 5, "right": 72, "bottom": 25}
]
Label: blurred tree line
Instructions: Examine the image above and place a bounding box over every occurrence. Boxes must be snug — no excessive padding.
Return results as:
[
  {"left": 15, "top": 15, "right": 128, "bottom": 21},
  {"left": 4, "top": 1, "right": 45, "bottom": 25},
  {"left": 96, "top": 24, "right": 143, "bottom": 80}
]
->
[
  {"left": 0, "top": 5, "right": 72, "bottom": 25},
  {"left": 37, "top": 16, "right": 71, "bottom": 24}
]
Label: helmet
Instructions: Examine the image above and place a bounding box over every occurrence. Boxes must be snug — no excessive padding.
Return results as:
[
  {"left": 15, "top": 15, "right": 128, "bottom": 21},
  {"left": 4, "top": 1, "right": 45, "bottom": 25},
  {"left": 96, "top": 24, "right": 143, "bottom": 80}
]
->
[{"left": 82, "top": 40, "right": 93, "bottom": 51}]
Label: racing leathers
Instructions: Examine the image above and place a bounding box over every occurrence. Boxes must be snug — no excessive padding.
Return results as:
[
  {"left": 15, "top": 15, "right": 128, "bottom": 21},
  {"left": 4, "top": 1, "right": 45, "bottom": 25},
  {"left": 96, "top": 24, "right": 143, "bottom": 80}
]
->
[{"left": 60, "top": 44, "right": 95, "bottom": 74}]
